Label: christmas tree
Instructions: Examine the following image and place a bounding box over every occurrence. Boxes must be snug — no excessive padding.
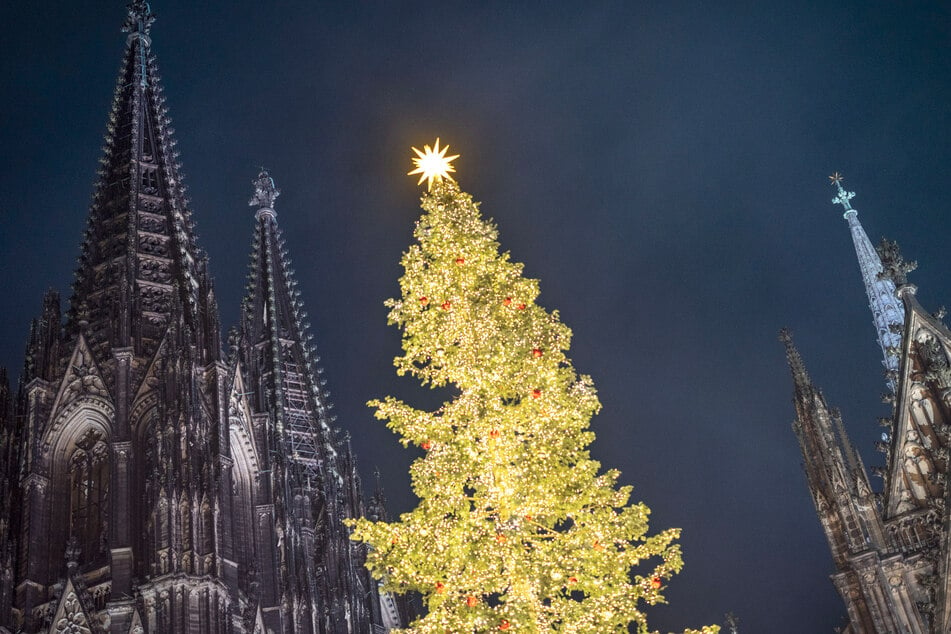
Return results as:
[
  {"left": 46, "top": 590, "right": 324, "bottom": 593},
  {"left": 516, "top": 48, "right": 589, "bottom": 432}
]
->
[{"left": 350, "top": 140, "right": 716, "bottom": 634}]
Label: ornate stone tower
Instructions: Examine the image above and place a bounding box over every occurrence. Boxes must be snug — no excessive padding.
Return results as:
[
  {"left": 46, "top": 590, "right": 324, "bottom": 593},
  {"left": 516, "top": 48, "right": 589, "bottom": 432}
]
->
[
  {"left": 784, "top": 175, "right": 951, "bottom": 633},
  {"left": 231, "top": 170, "right": 404, "bottom": 633},
  {"left": 0, "top": 3, "right": 400, "bottom": 632}
]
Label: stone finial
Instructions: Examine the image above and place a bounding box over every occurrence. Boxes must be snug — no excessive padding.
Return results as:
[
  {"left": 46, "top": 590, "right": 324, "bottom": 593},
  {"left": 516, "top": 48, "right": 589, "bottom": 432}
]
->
[
  {"left": 65, "top": 536, "right": 81, "bottom": 570},
  {"left": 122, "top": 1, "right": 155, "bottom": 37},
  {"left": 249, "top": 169, "right": 280, "bottom": 216},
  {"left": 76, "top": 302, "right": 90, "bottom": 331},
  {"left": 876, "top": 238, "right": 917, "bottom": 287}
]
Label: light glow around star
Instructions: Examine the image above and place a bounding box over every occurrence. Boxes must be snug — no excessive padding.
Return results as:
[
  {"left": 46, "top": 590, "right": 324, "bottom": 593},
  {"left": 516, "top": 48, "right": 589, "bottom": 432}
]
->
[{"left": 408, "top": 138, "right": 459, "bottom": 189}]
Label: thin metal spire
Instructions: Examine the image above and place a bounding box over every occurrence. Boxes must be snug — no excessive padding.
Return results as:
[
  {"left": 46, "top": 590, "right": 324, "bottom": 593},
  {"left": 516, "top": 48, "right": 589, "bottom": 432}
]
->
[{"left": 829, "top": 173, "right": 904, "bottom": 384}]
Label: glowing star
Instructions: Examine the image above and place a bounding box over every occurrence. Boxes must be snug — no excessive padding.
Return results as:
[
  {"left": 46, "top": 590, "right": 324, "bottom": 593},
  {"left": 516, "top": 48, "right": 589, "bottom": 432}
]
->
[
  {"left": 829, "top": 172, "right": 844, "bottom": 185},
  {"left": 408, "top": 138, "right": 459, "bottom": 189}
]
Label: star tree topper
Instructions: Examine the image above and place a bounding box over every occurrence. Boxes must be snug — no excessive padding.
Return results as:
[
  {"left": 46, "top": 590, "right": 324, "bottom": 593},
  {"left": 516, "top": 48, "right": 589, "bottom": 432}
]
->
[{"left": 408, "top": 138, "right": 459, "bottom": 189}]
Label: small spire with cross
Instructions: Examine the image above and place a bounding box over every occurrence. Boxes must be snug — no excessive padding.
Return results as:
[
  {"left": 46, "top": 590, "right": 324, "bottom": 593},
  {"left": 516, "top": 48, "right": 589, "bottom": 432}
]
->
[{"left": 830, "top": 172, "right": 856, "bottom": 214}]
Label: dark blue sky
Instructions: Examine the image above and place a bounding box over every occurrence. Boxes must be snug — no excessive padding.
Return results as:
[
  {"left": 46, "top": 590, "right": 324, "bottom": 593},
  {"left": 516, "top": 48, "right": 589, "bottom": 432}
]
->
[{"left": 2, "top": 2, "right": 951, "bottom": 631}]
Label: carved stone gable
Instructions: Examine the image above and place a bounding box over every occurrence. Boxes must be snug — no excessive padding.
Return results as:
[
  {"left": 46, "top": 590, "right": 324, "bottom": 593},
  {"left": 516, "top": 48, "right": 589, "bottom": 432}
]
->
[
  {"left": 885, "top": 309, "right": 951, "bottom": 520},
  {"left": 251, "top": 604, "right": 267, "bottom": 634},
  {"left": 48, "top": 335, "right": 114, "bottom": 426},
  {"left": 126, "top": 607, "right": 143, "bottom": 634},
  {"left": 49, "top": 579, "right": 95, "bottom": 634},
  {"left": 132, "top": 333, "right": 168, "bottom": 405},
  {"left": 62, "top": 337, "right": 109, "bottom": 401}
]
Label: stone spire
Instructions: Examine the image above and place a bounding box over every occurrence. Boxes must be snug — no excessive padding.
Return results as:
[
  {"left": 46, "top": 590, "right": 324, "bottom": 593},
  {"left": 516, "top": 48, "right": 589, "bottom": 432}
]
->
[
  {"left": 779, "top": 327, "right": 810, "bottom": 398},
  {"left": 830, "top": 173, "right": 904, "bottom": 386},
  {"left": 2, "top": 5, "right": 399, "bottom": 633},
  {"left": 240, "top": 170, "right": 382, "bottom": 631},
  {"left": 68, "top": 0, "right": 206, "bottom": 364},
  {"left": 781, "top": 330, "right": 886, "bottom": 565},
  {"left": 243, "top": 169, "right": 336, "bottom": 480},
  {"left": 0, "top": 368, "right": 14, "bottom": 627}
]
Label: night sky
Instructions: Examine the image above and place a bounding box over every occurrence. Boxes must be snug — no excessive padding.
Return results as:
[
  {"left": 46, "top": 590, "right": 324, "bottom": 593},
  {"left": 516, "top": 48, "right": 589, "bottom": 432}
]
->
[{"left": 2, "top": 2, "right": 951, "bottom": 631}]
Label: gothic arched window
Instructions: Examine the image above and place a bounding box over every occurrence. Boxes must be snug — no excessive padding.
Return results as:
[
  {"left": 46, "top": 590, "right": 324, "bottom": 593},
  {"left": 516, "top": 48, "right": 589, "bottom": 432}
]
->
[{"left": 68, "top": 431, "right": 110, "bottom": 562}]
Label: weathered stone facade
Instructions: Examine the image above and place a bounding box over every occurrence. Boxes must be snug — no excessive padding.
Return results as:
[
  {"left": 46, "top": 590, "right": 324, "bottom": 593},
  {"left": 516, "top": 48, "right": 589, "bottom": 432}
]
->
[
  {"left": 784, "top": 178, "right": 951, "bottom": 633},
  {"left": 0, "top": 3, "right": 404, "bottom": 632}
]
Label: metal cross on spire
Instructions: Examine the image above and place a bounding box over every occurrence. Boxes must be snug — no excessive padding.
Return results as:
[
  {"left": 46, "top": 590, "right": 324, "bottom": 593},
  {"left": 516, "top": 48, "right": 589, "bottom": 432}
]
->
[
  {"left": 830, "top": 172, "right": 856, "bottom": 214},
  {"left": 122, "top": 1, "right": 155, "bottom": 36}
]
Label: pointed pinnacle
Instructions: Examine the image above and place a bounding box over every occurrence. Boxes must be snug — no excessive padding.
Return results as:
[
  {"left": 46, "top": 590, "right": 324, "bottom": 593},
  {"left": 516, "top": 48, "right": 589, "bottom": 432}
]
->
[
  {"left": 779, "top": 328, "right": 812, "bottom": 393},
  {"left": 876, "top": 238, "right": 917, "bottom": 287},
  {"left": 831, "top": 407, "right": 860, "bottom": 474}
]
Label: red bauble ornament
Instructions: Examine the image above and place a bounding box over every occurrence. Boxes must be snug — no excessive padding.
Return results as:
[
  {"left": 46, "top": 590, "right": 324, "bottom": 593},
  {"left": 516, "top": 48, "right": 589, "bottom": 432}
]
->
[
  {"left": 441, "top": 301, "right": 452, "bottom": 310},
  {"left": 495, "top": 533, "right": 507, "bottom": 543},
  {"left": 466, "top": 596, "right": 478, "bottom": 607},
  {"left": 531, "top": 389, "right": 541, "bottom": 399},
  {"left": 421, "top": 441, "right": 431, "bottom": 451},
  {"left": 419, "top": 296, "right": 429, "bottom": 306},
  {"left": 593, "top": 540, "right": 603, "bottom": 551},
  {"left": 499, "top": 620, "right": 511, "bottom": 631},
  {"left": 651, "top": 576, "right": 662, "bottom": 589},
  {"left": 517, "top": 303, "right": 526, "bottom": 310},
  {"left": 568, "top": 576, "right": 578, "bottom": 585},
  {"left": 489, "top": 429, "right": 500, "bottom": 439},
  {"left": 531, "top": 348, "right": 543, "bottom": 358},
  {"left": 503, "top": 297, "right": 512, "bottom": 306},
  {"left": 455, "top": 257, "right": 466, "bottom": 264},
  {"left": 435, "top": 582, "right": 445, "bottom": 594}
]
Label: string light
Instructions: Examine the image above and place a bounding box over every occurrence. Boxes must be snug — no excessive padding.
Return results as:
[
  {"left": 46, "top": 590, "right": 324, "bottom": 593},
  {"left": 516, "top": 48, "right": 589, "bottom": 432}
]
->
[{"left": 348, "top": 142, "right": 717, "bottom": 634}]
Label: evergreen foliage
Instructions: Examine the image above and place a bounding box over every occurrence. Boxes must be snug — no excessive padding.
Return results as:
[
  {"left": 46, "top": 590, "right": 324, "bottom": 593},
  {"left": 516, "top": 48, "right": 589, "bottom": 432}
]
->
[{"left": 350, "top": 175, "right": 716, "bottom": 634}]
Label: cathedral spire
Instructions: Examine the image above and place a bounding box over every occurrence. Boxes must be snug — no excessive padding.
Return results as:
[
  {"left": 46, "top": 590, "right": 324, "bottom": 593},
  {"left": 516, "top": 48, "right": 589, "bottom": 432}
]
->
[
  {"left": 830, "top": 173, "right": 904, "bottom": 385},
  {"left": 780, "top": 327, "right": 811, "bottom": 398},
  {"left": 240, "top": 171, "right": 383, "bottom": 630},
  {"left": 67, "top": 0, "right": 205, "bottom": 364},
  {"left": 781, "top": 329, "right": 887, "bottom": 563},
  {"left": 243, "top": 170, "right": 335, "bottom": 485}
]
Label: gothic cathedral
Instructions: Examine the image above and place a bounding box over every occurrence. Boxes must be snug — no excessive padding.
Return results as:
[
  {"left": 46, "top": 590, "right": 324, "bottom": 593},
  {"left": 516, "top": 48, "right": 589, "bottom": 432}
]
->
[
  {"left": 0, "top": 3, "right": 404, "bottom": 633},
  {"left": 784, "top": 175, "right": 951, "bottom": 633}
]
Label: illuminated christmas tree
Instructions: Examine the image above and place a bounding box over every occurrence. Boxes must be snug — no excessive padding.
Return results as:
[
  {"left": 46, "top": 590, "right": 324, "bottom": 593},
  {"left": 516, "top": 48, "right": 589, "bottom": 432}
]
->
[{"left": 350, "top": 140, "right": 716, "bottom": 634}]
